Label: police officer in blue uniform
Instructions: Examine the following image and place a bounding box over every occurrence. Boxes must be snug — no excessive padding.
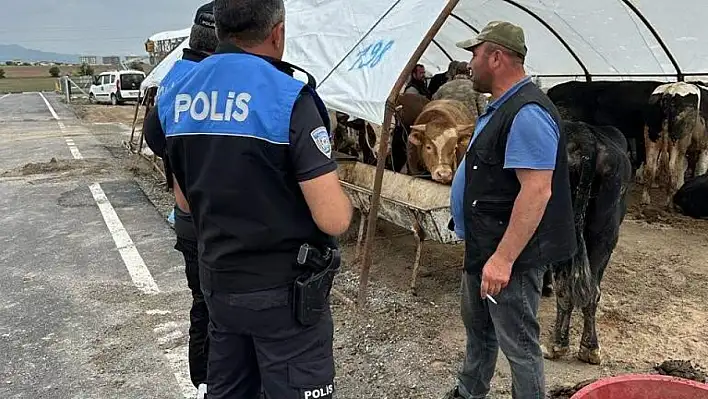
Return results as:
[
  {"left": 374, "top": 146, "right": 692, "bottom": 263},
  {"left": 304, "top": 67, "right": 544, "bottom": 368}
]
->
[
  {"left": 143, "top": 3, "right": 218, "bottom": 397},
  {"left": 157, "top": 0, "right": 353, "bottom": 398}
]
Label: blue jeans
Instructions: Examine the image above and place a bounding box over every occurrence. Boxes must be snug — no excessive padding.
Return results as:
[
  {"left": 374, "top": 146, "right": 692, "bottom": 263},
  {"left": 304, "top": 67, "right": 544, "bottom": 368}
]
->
[{"left": 457, "top": 266, "right": 547, "bottom": 399}]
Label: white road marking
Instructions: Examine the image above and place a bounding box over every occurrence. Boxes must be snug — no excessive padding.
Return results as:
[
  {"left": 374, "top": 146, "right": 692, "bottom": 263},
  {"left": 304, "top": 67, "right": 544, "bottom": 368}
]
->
[
  {"left": 145, "top": 309, "right": 171, "bottom": 315},
  {"left": 38, "top": 92, "right": 60, "bottom": 120},
  {"left": 88, "top": 183, "right": 160, "bottom": 295},
  {"left": 38, "top": 92, "right": 83, "bottom": 159},
  {"left": 0, "top": 94, "right": 10, "bottom": 101},
  {"left": 64, "top": 138, "right": 83, "bottom": 160},
  {"left": 154, "top": 321, "right": 197, "bottom": 398},
  {"left": 35, "top": 93, "right": 188, "bottom": 392},
  {"left": 165, "top": 348, "right": 198, "bottom": 399}
]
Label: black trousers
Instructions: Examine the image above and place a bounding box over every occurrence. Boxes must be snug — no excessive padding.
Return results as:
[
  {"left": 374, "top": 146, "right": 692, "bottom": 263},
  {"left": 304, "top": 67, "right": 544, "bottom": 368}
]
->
[
  {"left": 174, "top": 209, "right": 209, "bottom": 388},
  {"left": 202, "top": 284, "right": 335, "bottom": 399}
]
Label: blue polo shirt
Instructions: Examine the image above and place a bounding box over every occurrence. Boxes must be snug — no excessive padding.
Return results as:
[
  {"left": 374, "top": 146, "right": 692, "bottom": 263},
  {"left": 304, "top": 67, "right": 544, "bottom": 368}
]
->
[{"left": 450, "top": 76, "right": 560, "bottom": 239}]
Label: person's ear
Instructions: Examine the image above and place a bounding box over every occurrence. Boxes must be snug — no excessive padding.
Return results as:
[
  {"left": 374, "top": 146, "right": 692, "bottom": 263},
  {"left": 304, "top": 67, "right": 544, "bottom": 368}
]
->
[{"left": 272, "top": 21, "right": 285, "bottom": 49}]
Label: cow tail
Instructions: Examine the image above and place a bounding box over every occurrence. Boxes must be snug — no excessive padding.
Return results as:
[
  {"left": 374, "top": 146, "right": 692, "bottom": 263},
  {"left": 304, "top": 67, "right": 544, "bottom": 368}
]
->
[{"left": 569, "top": 144, "right": 597, "bottom": 309}]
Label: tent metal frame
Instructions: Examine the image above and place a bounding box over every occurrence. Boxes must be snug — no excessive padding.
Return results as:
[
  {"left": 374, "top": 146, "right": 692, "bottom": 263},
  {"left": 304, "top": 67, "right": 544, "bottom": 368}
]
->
[{"left": 355, "top": 0, "right": 708, "bottom": 309}]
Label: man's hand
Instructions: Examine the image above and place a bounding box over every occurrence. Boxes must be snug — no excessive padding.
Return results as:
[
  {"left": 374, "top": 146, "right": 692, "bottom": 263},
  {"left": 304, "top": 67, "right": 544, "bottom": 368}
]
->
[
  {"left": 480, "top": 252, "right": 513, "bottom": 298},
  {"left": 482, "top": 169, "right": 553, "bottom": 298}
]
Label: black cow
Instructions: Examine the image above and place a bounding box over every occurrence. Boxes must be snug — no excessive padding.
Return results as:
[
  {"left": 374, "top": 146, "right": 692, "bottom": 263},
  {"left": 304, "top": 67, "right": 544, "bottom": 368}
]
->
[
  {"left": 673, "top": 174, "right": 708, "bottom": 219},
  {"left": 547, "top": 80, "right": 664, "bottom": 173},
  {"left": 542, "top": 121, "right": 633, "bottom": 365}
]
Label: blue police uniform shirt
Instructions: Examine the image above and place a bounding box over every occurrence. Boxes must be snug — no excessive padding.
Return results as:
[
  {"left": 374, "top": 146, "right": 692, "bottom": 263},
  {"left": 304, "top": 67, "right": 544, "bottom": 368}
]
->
[
  {"left": 158, "top": 53, "right": 308, "bottom": 146},
  {"left": 154, "top": 49, "right": 338, "bottom": 292},
  {"left": 155, "top": 58, "right": 198, "bottom": 102},
  {"left": 143, "top": 55, "right": 203, "bottom": 162},
  {"left": 450, "top": 76, "right": 560, "bottom": 239}
]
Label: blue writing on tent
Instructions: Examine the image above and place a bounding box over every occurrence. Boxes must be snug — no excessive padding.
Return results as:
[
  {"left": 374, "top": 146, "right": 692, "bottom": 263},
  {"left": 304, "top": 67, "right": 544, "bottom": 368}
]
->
[{"left": 348, "top": 39, "right": 395, "bottom": 71}]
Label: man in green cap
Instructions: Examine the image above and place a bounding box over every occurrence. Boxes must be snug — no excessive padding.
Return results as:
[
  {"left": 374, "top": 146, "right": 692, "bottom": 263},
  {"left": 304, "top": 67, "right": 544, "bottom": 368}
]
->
[{"left": 446, "top": 20, "right": 576, "bottom": 399}]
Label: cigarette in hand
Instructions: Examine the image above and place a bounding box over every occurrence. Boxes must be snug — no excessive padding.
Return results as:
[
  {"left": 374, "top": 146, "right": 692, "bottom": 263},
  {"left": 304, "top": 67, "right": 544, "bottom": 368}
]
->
[{"left": 486, "top": 294, "right": 498, "bottom": 305}]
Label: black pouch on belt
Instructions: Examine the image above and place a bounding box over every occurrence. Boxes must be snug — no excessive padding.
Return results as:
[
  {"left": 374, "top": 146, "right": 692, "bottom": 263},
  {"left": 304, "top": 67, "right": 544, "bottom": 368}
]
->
[{"left": 293, "top": 243, "right": 341, "bottom": 326}]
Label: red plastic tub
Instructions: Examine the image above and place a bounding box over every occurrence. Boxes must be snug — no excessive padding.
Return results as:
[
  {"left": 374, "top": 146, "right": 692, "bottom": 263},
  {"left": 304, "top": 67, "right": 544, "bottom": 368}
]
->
[{"left": 571, "top": 374, "right": 708, "bottom": 399}]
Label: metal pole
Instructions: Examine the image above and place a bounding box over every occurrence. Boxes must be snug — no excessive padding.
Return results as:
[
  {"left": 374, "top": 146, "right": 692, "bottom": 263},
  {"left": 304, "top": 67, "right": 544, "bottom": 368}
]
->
[
  {"left": 129, "top": 91, "right": 142, "bottom": 148},
  {"left": 357, "top": 0, "right": 462, "bottom": 309},
  {"left": 63, "top": 77, "right": 70, "bottom": 103}
]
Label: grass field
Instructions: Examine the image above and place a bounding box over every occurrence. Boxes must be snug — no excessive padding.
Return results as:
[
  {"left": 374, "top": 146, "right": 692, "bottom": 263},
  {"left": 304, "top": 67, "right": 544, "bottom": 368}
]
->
[
  {"left": 0, "top": 65, "right": 114, "bottom": 78},
  {"left": 0, "top": 77, "right": 58, "bottom": 93},
  {"left": 0, "top": 64, "right": 154, "bottom": 93}
]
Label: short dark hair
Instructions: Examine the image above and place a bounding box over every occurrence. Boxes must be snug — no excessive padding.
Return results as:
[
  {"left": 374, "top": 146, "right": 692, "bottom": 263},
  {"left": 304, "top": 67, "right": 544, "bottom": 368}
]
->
[
  {"left": 214, "top": 0, "right": 285, "bottom": 46},
  {"left": 411, "top": 64, "right": 424, "bottom": 76},
  {"left": 484, "top": 42, "right": 525, "bottom": 64},
  {"left": 189, "top": 24, "right": 219, "bottom": 53}
]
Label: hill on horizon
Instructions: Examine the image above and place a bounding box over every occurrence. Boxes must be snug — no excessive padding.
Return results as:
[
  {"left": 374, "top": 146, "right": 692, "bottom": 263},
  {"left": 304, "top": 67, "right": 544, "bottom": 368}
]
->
[{"left": 0, "top": 44, "right": 81, "bottom": 63}]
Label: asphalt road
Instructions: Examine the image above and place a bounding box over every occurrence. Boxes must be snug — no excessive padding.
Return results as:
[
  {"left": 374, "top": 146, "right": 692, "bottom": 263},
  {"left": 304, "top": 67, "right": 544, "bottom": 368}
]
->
[{"left": 0, "top": 92, "right": 198, "bottom": 399}]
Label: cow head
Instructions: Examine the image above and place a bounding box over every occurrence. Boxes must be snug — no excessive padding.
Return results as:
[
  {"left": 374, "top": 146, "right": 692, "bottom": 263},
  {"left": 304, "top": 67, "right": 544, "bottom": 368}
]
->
[{"left": 408, "top": 121, "right": 474, "bottom": 184}]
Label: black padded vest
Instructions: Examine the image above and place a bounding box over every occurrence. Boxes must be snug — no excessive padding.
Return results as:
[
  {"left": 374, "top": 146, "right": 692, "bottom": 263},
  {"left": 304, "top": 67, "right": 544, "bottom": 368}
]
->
[{"left": 463, "top": 81, "right": 577, "bottom": 274}]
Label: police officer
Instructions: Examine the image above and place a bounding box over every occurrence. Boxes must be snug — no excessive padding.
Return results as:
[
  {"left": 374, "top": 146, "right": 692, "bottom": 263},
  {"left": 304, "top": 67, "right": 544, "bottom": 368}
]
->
[
  {"left": 156, "top": 0, "right": 353, "bottom": 398},
  {"left": 445, "top": 21, "right": 577, "bottom": 398},
  {"left": 143, "top": 3, "right": 218, "bottom": 398}
]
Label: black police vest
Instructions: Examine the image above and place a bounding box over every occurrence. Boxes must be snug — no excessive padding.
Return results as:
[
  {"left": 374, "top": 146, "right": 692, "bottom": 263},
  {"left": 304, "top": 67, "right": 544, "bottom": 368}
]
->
[
  {"left": 162, "top": 50, "right": 335, "bottom": 294},
  {"left": 463, "top": 81, "right": 577, "bottom": 274}
]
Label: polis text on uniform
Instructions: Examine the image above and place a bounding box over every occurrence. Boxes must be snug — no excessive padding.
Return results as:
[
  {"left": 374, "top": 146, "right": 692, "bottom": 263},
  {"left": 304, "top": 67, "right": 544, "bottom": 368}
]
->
[{"left": 174, "top": 91, "right": 252, "bottom": 122}]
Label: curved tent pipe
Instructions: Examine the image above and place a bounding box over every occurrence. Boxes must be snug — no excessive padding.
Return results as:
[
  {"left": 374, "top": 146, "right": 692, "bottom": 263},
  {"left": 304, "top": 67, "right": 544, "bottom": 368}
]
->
[
  {"left": 618, "top": 0, "right": 683, "bottom": 81},
  {"left": 499, "top": 0, "right": 592, "bottom": 81},
  {"left": 450, "top": 13, "right": 480, "bottom": 33},
  {"left": 431, "top": 39, "right": 454, "bottom": 62}
]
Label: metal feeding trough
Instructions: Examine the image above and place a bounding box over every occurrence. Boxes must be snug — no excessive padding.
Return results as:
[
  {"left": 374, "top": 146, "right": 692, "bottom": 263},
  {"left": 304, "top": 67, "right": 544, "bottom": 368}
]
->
[{"left": 336, "top": 158, "right": 462, "bottom": 293}]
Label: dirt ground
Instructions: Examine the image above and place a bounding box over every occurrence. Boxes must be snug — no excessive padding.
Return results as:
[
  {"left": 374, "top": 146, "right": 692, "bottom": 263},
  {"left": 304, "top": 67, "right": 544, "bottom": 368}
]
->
[
  {"left": 71, "top": 102, "right": 708, "bottom": 398},
  {"left": 71, "top": 102, "right": 143, "bottom": 127}
]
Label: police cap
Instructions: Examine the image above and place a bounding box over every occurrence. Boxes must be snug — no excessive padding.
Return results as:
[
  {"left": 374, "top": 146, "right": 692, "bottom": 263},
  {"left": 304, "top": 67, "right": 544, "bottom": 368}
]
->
[{"left": 194, "top": 1, "right": 216, "bottom": 29}]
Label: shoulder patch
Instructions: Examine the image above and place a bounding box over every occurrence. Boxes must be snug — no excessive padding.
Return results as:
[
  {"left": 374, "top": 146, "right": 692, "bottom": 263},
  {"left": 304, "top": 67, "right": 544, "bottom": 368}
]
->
[{"left": 310, "top": 126, "right": 332, "bottom": 158}]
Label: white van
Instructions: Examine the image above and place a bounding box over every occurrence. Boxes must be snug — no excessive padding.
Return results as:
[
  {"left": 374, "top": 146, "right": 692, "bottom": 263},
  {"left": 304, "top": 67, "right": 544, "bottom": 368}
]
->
[{"left": 89, "top": 70, "right": 146, "bottom": 105}]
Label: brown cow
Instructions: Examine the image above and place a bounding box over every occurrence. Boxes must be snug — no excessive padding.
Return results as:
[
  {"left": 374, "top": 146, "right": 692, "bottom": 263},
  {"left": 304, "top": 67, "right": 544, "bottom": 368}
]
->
[
  {"left": 329, "top": 94, "right": 430, "bottom": 171},
  {"left": 394, "top": 92, "right": 431, "bottom": 128},
  {"left": 641, "top": 81, "right": 708, "bottom": 207},
  {"left": 406, "top": 99, "right": 476, "bottom": 184}
]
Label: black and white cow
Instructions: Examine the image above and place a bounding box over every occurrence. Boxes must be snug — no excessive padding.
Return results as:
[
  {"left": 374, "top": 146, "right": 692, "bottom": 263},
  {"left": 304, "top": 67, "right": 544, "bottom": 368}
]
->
[
  {"left": 641, "top": 81, "right": 708, "bottom": 207},
  {"left": 543, "top": 120, "right": 633, "bottom": 365},
  {"left": 547, "top": 80, "right": 664, "bottom": 173}
]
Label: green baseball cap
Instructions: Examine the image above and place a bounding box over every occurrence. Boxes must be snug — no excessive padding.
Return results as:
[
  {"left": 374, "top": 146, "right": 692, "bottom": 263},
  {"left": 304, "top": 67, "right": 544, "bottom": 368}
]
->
[{"left": 455, "top": 20, "right": 527, "bottom": 57}]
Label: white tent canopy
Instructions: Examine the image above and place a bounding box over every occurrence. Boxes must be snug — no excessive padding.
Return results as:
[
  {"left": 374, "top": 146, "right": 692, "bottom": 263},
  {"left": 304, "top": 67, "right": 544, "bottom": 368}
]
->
[
  {"left": 140, "top": 0, "right": 708, "bottom": 125},
  {"left": 148, "top": 28, "right": 191, "bottom": 43},
  {"left": 283, "top": 0, "right": 708, "bottom": 125}
]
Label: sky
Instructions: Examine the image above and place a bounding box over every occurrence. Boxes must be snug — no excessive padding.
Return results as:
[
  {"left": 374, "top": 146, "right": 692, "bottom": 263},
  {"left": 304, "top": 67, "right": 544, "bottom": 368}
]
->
[{"left": 0, "top": 0, "right": 200, "bottom": 55}]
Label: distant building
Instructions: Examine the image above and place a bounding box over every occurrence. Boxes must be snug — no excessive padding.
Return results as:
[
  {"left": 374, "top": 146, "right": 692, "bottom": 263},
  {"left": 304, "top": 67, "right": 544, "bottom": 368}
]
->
[
  {"left": 79, "top": 55, "right": 98, "bottom": 65},
  {"left": 125, "top": 55, "right": 143, "bottom": 62},
  {"left": 102, "top": 56, "right": 120, "bottom": 66}
]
